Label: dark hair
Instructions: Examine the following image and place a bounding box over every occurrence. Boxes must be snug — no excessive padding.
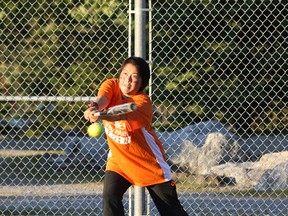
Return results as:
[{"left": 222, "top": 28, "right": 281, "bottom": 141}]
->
[{"left": 120, "top": 56, "right": 150, "bottom": 92}]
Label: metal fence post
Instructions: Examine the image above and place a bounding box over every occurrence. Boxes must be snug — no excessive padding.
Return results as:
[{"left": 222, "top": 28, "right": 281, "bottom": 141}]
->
[{"left": 134, "top": 0, "right": 146, "bottom": 215}]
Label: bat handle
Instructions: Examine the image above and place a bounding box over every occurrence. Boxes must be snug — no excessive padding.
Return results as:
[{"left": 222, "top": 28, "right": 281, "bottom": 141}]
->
[
  {"left": 130, "top": 102, "right": 137, "bottom": 111},
  {"left": 93, "top": 113, "right": 100, "bottom": 117}
]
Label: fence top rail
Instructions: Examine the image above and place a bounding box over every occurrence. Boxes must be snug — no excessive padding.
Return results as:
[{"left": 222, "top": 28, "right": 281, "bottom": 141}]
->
[{"left": 0, "top": 96, "right": 95, "bottom": 102}]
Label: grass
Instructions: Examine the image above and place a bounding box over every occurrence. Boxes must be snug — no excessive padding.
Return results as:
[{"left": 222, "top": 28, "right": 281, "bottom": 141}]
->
[
  {"left": 175, "top": 179, "right": 288, "bottom": 198},
  {"left": 0, "top": 149, "right": 64, "bottom": 157},
  {"left": 172, "top": 173, "right": 288, "bottom": 198}
]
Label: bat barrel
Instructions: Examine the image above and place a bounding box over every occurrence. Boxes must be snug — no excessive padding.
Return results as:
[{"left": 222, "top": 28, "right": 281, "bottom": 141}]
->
[{"left": 93, "top": 102, "right": 137, "bottom": 117}]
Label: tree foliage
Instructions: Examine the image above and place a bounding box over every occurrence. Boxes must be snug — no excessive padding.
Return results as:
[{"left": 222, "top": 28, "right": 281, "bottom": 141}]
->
[
  {"left": 1, "top": 0, "right": 287, "bottom": 135},
  {"left": 152, "top": 0, "right": 287, "bottom": 135}
]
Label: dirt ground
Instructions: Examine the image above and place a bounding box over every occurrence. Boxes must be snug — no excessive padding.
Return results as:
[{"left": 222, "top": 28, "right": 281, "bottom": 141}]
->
[{"left": 0, "top": 182, "right": 103, "bottom": 197}]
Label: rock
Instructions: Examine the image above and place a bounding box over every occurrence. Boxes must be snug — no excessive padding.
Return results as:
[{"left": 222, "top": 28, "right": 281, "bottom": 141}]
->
[
  {"left": 256, "top": 162, "right": 288, "bottom": 191},
  {"left": 259, "top": 151, "right": 288, "bottom": 167},
  {"left": 210, "top": 162, "right": 262, "bottom": 187},
  {"left": 170, "top": 132, "right": 240, "bottom": 175},
  {"left": 210, "top": 151, "right": 288, "bottom": 188}
]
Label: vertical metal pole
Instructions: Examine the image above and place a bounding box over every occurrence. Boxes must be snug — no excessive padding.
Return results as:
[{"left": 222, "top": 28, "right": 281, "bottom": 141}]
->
[
  {"left": 128, "top": 1, "right": 133, "bottom": 215},
  {"left": 134, "top": 0, "right": 146, "bottom": 215},
  {"left": 135, "top": 0, "right": 146, "bottom": 58}
]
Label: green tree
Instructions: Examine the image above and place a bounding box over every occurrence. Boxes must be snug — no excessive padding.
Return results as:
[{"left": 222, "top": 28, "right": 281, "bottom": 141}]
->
[
  {"left": 1, "top": 0, "right": 129, "bottom": 132},
  {"left": 152, "top": 0, "right": 287, "bottom": 135}
]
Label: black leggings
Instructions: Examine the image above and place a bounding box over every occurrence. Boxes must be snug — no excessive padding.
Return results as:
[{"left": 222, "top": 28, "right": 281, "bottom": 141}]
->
[{"left": 103, "top": 171, "right": 188, "bottom": 216}]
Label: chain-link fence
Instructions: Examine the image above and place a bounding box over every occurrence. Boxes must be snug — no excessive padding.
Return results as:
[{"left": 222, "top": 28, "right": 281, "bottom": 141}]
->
[{"left": 1, "top": 0, "right": 287, "bottom": 215}]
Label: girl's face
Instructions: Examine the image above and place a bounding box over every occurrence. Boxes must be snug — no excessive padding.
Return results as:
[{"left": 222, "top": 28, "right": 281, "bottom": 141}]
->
[{"left": 119, "top": 63, "right": 142, "bottom": 98}]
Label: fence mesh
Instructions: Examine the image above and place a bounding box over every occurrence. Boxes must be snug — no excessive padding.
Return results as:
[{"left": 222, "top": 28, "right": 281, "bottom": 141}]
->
[{"left": 1, "top": 0, "right": 287, "bottom": 215}]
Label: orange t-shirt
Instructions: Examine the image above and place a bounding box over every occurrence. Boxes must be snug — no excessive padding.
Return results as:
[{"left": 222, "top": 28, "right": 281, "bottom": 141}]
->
[{"left": 98, "top": 78, "right": 172, "bottom": 186}]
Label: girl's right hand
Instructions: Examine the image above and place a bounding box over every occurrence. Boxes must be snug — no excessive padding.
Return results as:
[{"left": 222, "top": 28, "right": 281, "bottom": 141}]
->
[{"left": 84, "top": 107, "right": 99, "bottom": 123}]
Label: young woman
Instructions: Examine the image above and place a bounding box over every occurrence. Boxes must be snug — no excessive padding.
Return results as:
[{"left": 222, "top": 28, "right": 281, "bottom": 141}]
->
[{"left": 84, "top": 57, "right": 188, "bottom": 216}]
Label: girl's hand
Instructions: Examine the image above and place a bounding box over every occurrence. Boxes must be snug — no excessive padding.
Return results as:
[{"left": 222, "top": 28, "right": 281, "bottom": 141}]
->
[
  {"left": 84, "top": 107, "right": 99, "bottom": 123},
  {"left": 84, "top": 95, "right": 109, "bottom": 122}
]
